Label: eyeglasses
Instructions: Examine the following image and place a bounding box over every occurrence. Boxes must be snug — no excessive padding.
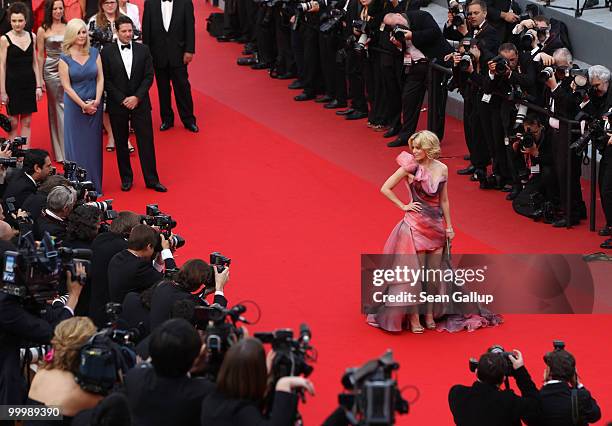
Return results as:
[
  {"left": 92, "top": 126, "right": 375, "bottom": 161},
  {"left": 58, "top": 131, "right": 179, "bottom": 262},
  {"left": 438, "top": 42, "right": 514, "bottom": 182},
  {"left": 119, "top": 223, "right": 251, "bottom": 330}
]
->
[{"left": 103, "top": 1, "right": 117, "bottom": 5}]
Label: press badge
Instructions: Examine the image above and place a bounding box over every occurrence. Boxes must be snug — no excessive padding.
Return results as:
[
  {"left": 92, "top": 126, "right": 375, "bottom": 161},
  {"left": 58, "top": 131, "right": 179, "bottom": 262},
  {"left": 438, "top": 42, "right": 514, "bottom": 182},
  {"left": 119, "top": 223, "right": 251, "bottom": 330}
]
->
[
  {"left": 482, "top": 94, "right": 492, "bottom": 103},
  {"left": 531, "top": 164, "right": 540, "bottom": 174}
]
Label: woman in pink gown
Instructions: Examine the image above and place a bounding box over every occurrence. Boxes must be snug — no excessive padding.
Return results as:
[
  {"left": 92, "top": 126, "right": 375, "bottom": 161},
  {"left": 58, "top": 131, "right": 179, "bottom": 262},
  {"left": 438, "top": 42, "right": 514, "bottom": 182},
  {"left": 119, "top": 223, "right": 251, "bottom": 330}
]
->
[{"left": 367, "top": 131, "right": 454, "bottom": 333}]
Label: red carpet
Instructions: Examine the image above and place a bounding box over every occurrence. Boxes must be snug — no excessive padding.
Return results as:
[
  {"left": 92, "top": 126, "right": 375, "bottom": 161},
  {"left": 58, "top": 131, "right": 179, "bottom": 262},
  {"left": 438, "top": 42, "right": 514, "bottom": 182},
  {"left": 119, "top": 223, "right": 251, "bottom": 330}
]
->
[{"left": 27, "top": 3, "right": 611, "bottom": 423}]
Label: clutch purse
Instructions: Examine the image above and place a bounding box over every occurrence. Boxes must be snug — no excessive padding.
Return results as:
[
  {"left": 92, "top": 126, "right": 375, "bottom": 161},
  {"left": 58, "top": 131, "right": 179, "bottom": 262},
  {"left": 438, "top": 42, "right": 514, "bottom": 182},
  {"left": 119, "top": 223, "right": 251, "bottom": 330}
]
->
[{"left": 0, "top": 113, "right": 12, "bottom": 133}]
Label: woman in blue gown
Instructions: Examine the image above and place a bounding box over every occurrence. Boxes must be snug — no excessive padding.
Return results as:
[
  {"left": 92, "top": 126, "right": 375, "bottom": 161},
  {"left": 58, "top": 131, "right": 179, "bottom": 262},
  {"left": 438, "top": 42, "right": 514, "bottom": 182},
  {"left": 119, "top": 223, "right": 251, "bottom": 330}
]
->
[{"left": 58, "top": 18, "right": 103, "bottom": 192}]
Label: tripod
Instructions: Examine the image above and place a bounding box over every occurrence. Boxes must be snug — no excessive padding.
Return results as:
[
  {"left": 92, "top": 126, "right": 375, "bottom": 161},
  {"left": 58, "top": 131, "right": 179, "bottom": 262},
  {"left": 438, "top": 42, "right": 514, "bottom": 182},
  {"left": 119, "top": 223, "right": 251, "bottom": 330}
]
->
[{"left": 544, "top": 0, "right": 612, "bottom": 18}]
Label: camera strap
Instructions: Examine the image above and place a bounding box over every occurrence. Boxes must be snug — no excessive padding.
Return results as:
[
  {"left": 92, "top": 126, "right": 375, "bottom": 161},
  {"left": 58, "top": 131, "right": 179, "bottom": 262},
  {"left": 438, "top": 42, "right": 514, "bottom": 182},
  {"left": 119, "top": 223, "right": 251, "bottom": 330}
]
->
[{"left": 571, "top": 388, "right": 580, "bottom": 425}]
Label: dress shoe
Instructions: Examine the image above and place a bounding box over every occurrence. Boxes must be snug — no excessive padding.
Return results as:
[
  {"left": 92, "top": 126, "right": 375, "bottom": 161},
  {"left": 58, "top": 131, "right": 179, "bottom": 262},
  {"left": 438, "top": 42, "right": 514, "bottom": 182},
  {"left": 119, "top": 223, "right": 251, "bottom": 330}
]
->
[
  {"left": 237, "top": 36, "right": 249, "bottom": 43},
  {"left": 121, "top": 181, "right": 132, "bottom": 192},
  {"left": 463, "top": 154, "right": 471, "bottom": 161},
  {"left": 216, "top": 35, "right": 237, "bottom": 42},
  {"left": 601, "top": 238, "right": 612, "bottom": 249},
  {"left": 251, "top": 62, "right": 271, "bottom": 70},
  {"left": 185, "top": 123, "right": 199, "bottom": 133},
  {"left": 387, "top": 138, "right": 407, "bottom": 148},
  {"left": 552, "top": 217, "right": 579, "bottom": 228},
  {"left": 237, "top": 57, "right": 257, "bottom": 66},
  {"left": 324, "top": 100, "right": 347, "bottom": 109},
  {"left": 314, "top": 95, "right": 332, "bottom": 104},
  {"left": 598, "top": 227, "right": 611, "bottom": 237},
  {"left": 146, "top": 183, "right": 168, "bottom": 193},
  {"left": 276, "top": 72, "right": 296, "bottom": 80},
  {"left": 241, "top": 48, "right": 255, "bottom": 55},
  {"left": 505, "top": 185, "right": 522, "bottom": 201},
  {"left": 345, "top": 110, "right": 368, "bottom": 120},
  {"left": 294, "top": 92, "right": 315, "bottom": 101},
  {"left": 336, "top": 108, "right": 354, "bottom": 116},
  {"left": 288, "top": 80, "right": 304, "bottom": 90},
  {"left": 159, "top": 122, "right": 174, "bottom": 131},
  {"left": 457, "top": 165, "right": 475, "bottom": 175},
  {"left": 269, "top": 69, "right": 280, "bottom": 78},
  {"left": 383, "top": 127, "right": 399, "bottom": 138}
]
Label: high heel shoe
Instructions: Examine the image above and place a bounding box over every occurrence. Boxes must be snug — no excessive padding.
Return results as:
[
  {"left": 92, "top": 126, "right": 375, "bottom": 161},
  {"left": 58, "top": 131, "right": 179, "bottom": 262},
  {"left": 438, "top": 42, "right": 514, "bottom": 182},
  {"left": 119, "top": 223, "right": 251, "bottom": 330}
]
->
[
  {"left": 128, "top": 144, "right": 135, "bottom": 153},
  {"left": 105, "top": 144, "right": 115, "bottom": 152},
  {"left": 410, "top": 324, "right": 424, "bottom": 334},
  {"left": 425, "top": 322, "right": 436, "bottom": 330}
]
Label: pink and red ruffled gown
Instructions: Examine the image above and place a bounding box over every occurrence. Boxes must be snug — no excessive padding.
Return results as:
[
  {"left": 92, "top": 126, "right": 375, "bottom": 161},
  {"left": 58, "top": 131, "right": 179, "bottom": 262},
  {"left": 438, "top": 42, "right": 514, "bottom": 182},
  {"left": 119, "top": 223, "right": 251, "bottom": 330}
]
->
[{"left": 366, "top": 152, "right": 502, "bottom": 332}]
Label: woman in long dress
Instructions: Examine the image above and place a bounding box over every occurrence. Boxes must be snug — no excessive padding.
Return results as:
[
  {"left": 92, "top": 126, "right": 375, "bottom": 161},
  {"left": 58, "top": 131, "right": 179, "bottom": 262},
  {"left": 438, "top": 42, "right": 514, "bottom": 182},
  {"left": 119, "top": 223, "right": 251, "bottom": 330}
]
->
[
  {"left": 58, "top": 18, "right": 103, "bottom": 192},
  {"left": 0, "top": 2, "right": 44, "bottom": 142},
  {"left": 367, "top": 131, "right": 454, "bottom": 333},
  {"left": 37, "top": 0, "right": 67, "bottom": 162}
]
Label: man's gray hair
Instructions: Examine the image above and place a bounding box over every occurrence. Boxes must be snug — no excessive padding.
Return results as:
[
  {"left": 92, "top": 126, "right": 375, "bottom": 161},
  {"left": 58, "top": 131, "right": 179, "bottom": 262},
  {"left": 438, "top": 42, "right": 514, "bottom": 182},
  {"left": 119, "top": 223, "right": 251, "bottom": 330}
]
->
[
  {"left": 588, "top": 65, "right": 611, "bottom": 83},
  {"left": 552, "top": 48, "right": 572, "bottom": 64},
  {"left": 47, "top": 186, "right": 76, "bottom": 212}
]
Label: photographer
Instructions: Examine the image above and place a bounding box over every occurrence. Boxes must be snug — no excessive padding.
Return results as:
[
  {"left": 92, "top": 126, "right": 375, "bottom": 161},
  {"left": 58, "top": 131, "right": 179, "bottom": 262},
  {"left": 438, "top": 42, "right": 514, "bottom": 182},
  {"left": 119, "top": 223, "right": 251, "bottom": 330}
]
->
[
  {"left": 384, "top": 10, "right": 453, "bottom": 147},
  {"left": 123, "top": 318, "right": 214, "bottom": 426},
  {"left": 90, "top": 210, "right": 141, "bottom": 327},
  {"left": 108, "top": 224, "right": 176, "bottom": 304},
  {"left": 201, "top": 337, "right": 315, "bottom": 426},
  {"left": 526, "top": 348, "right": 601, "bottom": 426},
  {"left": 21, "top": 175, "right": 72, "bottom": 222},
  {"left": 0, "top": 266, "right": 84, "bottom": 407},
  {"left": 581, "top": 65, "right": 612, "bottom": 247},
  {"left": 3, "top": 148, "right": 53, "bottom": 210},
  {"left": 26, "top": 317, "right": 102, "bottom": 421},
  {"left": 293, "top": 0, "right": 324, "bottom": 102},
  {"left": 448, "top": 349, "right": 540, "bottom": 425},
  {"left": 149, "top": 258, "right": 229, "bottom": 330},
  {"left": 511, "top": 16, "right": 564, "bottom": 59},
  {"left": 317, "top": 0, "right": 348, "bottom": 110},
  {"left": 33, "top": 185, "right": 77, "bottom": 242}
]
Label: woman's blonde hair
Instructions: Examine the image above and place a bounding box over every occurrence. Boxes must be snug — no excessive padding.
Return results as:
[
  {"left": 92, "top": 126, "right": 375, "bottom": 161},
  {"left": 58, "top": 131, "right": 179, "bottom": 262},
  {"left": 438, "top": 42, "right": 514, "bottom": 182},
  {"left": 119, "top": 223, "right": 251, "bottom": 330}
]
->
[
  {"left": 409, "top": 130, "right": 441, "bottom": 160},
  {"left": 62, "top": 18, "right": 90, "bottom": 54},
  {"left": 43, "top": 317, "right": 96, "bottom": 372}
]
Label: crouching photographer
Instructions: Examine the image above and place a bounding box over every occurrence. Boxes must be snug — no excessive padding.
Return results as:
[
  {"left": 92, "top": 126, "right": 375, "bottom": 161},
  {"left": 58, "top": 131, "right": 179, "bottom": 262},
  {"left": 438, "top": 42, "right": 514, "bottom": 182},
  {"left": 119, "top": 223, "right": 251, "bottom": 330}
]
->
[
  {"left": 201, "top": 337, "right": 315, "bottom": 426},
  {"left": 149, "top": 257, "right": 230, "bottom": 330},
  {"left": 26, "top": 317, "right": 103, "bottom": 420},
  {"left": 124, "top": 318, "right": 215, "bottom": 426},
  {"left": 448, "top": 345, "right": 540, "bottom": 426},
  {"left": 527, "top": 341, "right": 601, "bottom": 426},
  {"left": 0, "top": 245, "right": 86, "bottom": 409}
]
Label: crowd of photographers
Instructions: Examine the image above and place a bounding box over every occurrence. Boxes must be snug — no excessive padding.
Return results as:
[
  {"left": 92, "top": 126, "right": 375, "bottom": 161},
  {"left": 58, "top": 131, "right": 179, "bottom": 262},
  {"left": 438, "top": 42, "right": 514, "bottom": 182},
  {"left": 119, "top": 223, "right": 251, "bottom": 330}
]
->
[
  {"left": 0, "top": 151, "right": 604, "bottom": 425},
  {"left": 214, "top": 0, "right": 612, "bottom": 249}
]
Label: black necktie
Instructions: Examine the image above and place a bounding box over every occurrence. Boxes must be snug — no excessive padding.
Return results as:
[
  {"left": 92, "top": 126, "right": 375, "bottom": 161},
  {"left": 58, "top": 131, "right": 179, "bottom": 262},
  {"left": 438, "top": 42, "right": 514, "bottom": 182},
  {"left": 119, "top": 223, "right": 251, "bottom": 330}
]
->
[
  {"left": 121, "top": 43, "right": 130, "bottom": 50},
  {"left": 162, "top": 0, "right": 172, "bottom": 2}
]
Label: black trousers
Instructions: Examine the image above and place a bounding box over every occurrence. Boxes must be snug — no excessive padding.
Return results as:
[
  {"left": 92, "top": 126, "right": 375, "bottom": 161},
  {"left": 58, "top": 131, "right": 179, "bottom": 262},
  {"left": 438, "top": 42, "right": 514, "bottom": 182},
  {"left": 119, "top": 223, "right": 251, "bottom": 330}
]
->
[
  {"left": 599, "top": 145, "right": 612, "bottom": 227},
  {"left": 238, "top": 0, "right": 257, "bottom": 41},
  {"left": 301, "top": 22, "right": 321, "bottom": 96},
  {"left": 154, "top": 64, "right": 195, "bottom": 126},
  {"left": 551, "top": 125, "right": 585, "bottom": 218},
  {"left": 365, "top": 50, "right": 385, "bottom": 124},
  {"left": 380, "top": 54, "right": 402, "bottom": 128},
  {"left": 291, "top": 27, "right": 305, "bottom": 81},
  {"left": 274, "top": 10, "right": 294, "bottom": 74},
  {"left": 479, "top": 102, "right": 508, "bottom": 179},
  {"left": 223, "top": 0, "right": 240, "bottom": 36},
  {"left": 318, "top": 32, "right": 346, "bottom": 103},
  {"left": 346, "top": 48, "right": 367, "bottom": 113},
  {"left": 109, "top": 109, "right": 160, "bottom": 186},
  {"left": 255, "top": 6, "right": 276, "bottom": 64},
  {"left": 463, "top": 94, "right": 489, "bottom": 170}
]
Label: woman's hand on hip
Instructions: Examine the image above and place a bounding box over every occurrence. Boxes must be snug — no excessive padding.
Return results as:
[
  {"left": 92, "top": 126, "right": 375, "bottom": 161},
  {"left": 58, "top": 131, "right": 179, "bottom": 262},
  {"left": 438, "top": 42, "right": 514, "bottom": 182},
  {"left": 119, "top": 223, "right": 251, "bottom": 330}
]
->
[{"left": 402, "top": 202, "right": 423, "bottom": 213}]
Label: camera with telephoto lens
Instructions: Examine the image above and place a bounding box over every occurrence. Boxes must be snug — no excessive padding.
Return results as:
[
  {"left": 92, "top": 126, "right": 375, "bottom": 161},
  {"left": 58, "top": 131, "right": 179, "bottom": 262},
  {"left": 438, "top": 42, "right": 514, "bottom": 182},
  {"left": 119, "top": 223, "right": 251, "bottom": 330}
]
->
[
  {"left": 511, "top": 131, "right": 536, "bottom": 151},
  {"left": 20, "top": 345, "right": 51, "bottom": 365},
  {"left": 491, "top": 55, "right": 509, "bottom": 75},
  {"left": 63, "top": 161, "right": 97, "bottom": 200},
  {"left": 4, "top": 196, "right": 33, "bottom": 226},
  {"left": 391, "top": 24, "right": 411, "bottom": 42},
  {"left": 1, "top": 136, "right": 28, "bottom": 157},
  {"left": 320, "top": 7, "right": 345, "bottom": 33},
  {"left": 569, "top": 110, "right": 612, "bottom": 154},
  {"left": 295, "top": 1, "right": 317, "bottom": 12},
  {"left": 255, "top": 324, "right": 316, "bottom": 390},
  {"left": 351, "top": 20, "right": 370, "bottom": 52},
  {"left": 143, "top": 204, "right": 185, "bottom": 249},
  {"left": 448, "top": 0, "right": 466, "bottom": 27},
  {"left": 469, "top": 344, "right": 515, "bottom": 377},
  {"left": 0, "top": 231, "right": 91, "bottom": 309},
  {"left": 338, "top": 350, "right": 409, "bottom": 425},
  {"left": 539, "top": 66, "right": 555, "bottom": 82},
  {"left": 194, "top": 303, "right": 249, "bottom": 381}
]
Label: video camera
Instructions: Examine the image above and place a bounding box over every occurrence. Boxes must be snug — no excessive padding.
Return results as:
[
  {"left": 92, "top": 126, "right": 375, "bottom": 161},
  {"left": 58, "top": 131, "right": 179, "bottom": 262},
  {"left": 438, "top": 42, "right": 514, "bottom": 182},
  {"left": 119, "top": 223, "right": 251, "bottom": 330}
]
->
[
  {"left": 255, "top": 324, "right": 316, "bottom": 386},
  {"left": 143, "top": 204, "right": 185, "bottom": 249},
  {"left": 448, "top": 0, "right": 466, "bottom": 28},
  {"left": 0, "top": 136, "right": 27, "bottom": 158},
  {"left": 569, "top": 110, "right": 612, "bottom": 154},
  {"left": 194, "top": 303, "right": 249, "bottom": 380},
  {"left": 338, "top": 350, "right": 409, "bottom": 426},
  {"left": 0, "top": 231, "right": 91, "bottom": 307}
]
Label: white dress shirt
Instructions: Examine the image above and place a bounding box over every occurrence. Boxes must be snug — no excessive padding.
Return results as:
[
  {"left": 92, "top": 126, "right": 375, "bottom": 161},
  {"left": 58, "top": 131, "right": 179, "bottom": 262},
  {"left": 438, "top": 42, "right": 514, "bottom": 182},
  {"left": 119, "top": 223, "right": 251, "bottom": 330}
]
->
[
  {"left": 118, "top": 40, "right": 133, "bottom": 79},
  {"left": 122, "top": 2, "right": 141, "bottom": 31},
  {"left": 161, "top": 0, "right": 173, "bottom": 32}
]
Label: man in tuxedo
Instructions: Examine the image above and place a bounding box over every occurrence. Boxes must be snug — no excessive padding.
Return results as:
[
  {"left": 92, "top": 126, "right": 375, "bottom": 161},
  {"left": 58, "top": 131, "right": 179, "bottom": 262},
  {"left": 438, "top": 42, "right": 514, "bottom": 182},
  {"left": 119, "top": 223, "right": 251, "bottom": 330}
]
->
[
  {"left": 102, "top": 16, "right": 167, "bottom": 193},
  {"left": 384, "top": 10, "right": 454, "bottom": 147},
  {"left": 108, "top": 224, "right": 177, "bottom": 304},
  {"left": 142, "top": 0, "right": 198, "bottom": 133},
  {"left": 3, "top": 149, "right": 53, "bottom": 211},
  {"left": 33, "top": 185, "right": 76, "bottom": 242}
]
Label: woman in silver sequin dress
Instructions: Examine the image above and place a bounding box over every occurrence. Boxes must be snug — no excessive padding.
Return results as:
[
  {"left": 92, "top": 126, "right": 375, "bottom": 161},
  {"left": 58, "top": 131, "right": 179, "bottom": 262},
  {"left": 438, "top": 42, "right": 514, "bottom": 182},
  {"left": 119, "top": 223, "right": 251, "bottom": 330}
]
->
[{"left": 37, "top": 0, "right": 67, "bottom": 162}]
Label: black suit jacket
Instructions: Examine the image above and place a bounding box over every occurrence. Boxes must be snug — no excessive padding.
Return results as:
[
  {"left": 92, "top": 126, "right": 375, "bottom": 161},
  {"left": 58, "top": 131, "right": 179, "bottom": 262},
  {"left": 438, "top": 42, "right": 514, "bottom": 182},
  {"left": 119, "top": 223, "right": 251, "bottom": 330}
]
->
[
  {"left": 142, "top": 0, "right": 195, "bottom": 68},
  {"left": 33, "top": 211, "right": 67, "bottom": 242},
  {"left": 448, "top": 366, "right": 540, "bottom": 426},
  {"left": 406, "top": 10, "right": 454, "bottom": 62},
  {"left": 525, "top": 382, "right": 601, "bottom": 426},
  {"left": 101, "top": 42, "right": 154, "bottom": 114},
  {"left": 0, "top": 295, "right": 72, "bottom": 405},
  {"left": 21, "top": 191, "right": 48, "bottom": 221},
  {"left": 444, "top": 21, "right": 501, "bottom": 65},
  {"left": 108, "top": 249, "right": 176, "bottom": 304},
  {"left": 3, "top": 169, "right": 37, "bottom": 211},
  {"left": 149, "top": 281, "right": 228, "bottom": 330},
  {"left": 484, "top": 0, "right": 520, "bottom": 42},
  {"left": 90, "top": 232, "right": 129, "bottom": 327},
  {"left": 124, "top": 363, "right": 215, "bottom": 426}
]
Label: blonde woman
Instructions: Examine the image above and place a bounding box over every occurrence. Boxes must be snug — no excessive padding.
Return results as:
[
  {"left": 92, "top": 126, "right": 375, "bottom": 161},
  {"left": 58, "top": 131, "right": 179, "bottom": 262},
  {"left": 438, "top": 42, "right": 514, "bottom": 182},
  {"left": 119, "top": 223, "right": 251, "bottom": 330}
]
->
[
  {"left": 367, "top": 131, "right": 454, "bottom": 333},
  {"left": 27, "top": 317, "right": 102, "bottom": 421},
  {"left": 0, "top": 2, "right": 44, "bottom": 142},
  {"left": 59, "top": 18, "right": 103, "bottom": 192}
]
